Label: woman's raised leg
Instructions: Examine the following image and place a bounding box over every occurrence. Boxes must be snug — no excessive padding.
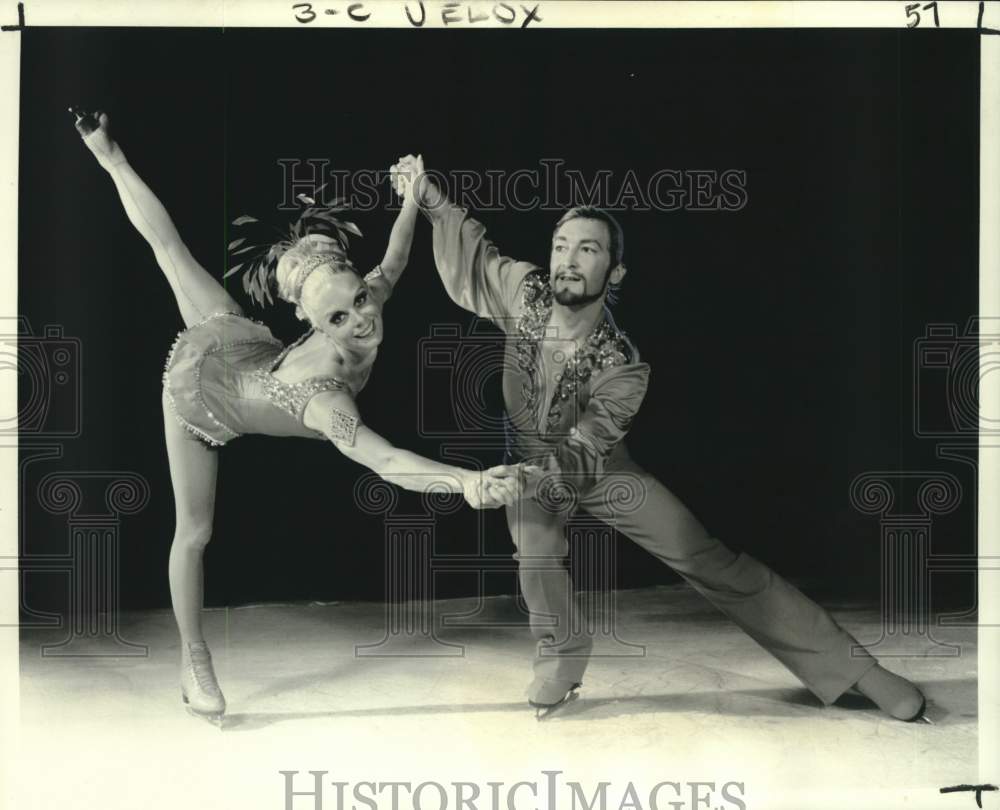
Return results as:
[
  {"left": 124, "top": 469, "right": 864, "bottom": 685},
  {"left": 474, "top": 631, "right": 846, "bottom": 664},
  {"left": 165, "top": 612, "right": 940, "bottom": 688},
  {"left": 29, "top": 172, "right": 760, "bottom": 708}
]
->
[{"left": 76, "top": 111, "right": 242, "bottom": 328}]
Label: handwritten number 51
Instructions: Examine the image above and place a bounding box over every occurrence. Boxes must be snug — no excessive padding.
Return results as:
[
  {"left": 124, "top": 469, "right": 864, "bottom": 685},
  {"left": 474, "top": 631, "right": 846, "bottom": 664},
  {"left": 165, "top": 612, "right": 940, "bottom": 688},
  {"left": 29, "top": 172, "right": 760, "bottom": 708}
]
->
[{"left": 906, "top": 2, "right": 940, "bottom": 28}]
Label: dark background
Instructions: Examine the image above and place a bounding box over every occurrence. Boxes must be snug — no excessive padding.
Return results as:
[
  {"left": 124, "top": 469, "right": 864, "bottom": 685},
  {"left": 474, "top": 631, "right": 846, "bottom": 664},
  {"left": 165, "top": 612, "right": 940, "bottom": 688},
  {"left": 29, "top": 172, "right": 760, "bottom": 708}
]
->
[{"left": 18, "top": 27, "right": 979, "bottom": 615}]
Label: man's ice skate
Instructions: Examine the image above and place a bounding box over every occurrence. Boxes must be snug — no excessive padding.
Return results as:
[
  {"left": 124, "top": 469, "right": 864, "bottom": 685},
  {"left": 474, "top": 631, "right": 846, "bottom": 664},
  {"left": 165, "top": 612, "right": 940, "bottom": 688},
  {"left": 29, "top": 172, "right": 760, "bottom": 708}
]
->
[
  {"left": 528, "top": 678, "right": 581, "bottom": 721},
  {"left": 854, "top": 664, "right": 931, "bottom": 723}
]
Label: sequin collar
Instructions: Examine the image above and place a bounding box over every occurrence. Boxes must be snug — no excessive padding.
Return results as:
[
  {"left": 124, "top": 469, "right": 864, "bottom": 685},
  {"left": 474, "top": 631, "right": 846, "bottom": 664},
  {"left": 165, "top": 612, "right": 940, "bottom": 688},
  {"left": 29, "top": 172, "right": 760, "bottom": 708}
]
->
[{"left": 515, "top": 270, "right": 633, "bottom": 434}]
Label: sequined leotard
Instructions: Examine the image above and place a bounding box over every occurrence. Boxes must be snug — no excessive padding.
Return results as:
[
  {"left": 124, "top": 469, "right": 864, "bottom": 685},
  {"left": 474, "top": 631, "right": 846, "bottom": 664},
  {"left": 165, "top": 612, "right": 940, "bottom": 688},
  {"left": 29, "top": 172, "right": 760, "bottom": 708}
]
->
[{"left": 162, "top": 268, "right": 387, "bottom": 447}]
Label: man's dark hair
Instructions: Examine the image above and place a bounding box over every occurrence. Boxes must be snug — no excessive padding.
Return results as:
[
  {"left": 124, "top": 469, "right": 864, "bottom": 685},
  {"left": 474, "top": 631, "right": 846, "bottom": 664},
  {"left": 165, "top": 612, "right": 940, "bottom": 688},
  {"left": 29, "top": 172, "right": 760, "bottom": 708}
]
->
[{"left": 552, "top": 206, "right": 625, "bottom": 267}]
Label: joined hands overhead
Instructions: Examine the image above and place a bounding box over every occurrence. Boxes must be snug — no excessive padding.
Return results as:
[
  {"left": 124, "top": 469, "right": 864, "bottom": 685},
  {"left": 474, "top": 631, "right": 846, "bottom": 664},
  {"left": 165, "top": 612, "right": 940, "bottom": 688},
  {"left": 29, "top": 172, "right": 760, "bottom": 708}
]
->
[{"left": 389, "top": 153, "right": 427, "bottom": 207}]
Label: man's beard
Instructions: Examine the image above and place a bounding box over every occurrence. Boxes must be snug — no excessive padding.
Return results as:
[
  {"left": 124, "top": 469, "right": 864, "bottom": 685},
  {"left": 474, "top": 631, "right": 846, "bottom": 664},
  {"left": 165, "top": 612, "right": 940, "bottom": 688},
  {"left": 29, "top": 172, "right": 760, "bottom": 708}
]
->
[
  {"left": 553, "top": 286, "right": 605, "bottom": 307},
  {"left": 552, "top": 267, "right": 613, "bottom": 308}
]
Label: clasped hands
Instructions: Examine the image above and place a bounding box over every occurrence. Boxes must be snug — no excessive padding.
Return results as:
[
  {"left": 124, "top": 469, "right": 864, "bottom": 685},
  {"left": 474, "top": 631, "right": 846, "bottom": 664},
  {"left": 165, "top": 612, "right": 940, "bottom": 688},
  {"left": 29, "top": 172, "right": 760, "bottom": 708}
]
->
[
  {"left": 389, "top": 153, "right": 427, "bottom": 206},
  {"left": 461, "top": 465, "right": 531, "bottom": 510},
  {"left": 461, "top": 457, "right": 560, "bottom": 510}
]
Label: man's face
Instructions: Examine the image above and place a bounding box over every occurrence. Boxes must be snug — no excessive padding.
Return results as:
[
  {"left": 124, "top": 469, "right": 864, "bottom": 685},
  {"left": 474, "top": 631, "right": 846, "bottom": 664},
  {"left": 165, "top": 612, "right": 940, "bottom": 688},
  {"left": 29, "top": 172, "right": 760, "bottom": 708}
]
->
[{"left": 549, "top": 217, "right": 614, "bottom": 307}]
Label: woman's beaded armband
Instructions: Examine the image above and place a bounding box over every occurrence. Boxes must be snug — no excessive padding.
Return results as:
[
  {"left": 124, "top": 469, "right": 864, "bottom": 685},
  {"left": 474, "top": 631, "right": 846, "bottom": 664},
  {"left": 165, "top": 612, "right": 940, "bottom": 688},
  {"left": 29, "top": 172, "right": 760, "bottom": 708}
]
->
[{"left": 329, "top": 406, "right": 360, "bottom": 446}]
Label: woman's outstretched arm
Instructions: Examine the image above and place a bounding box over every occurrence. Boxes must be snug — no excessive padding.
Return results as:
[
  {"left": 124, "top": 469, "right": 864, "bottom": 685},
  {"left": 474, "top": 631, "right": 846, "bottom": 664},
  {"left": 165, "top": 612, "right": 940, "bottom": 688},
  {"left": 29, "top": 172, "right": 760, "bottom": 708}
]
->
[
  {"left": 303, "top": 389, "right": 524, "bottom": 508},
  {"left": 73, "top": 110, "right": 240, "bottom": 326}
]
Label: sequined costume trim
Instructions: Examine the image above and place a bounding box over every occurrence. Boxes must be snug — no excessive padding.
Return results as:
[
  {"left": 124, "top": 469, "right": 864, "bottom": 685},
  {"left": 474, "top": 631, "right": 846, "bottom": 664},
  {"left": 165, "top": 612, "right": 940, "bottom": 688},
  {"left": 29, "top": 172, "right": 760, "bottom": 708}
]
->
[
  {"left": 514, "top": 270, "right": 635, "bottom": 434},
  {"left": 162, "top": 311, "right": 282, "bottom": 447},
  {"left": 250, "top": 328, "right": 350, "bottom": 425},
  {"left": 250, "top": 368, "right": 348, "bottom": 423}
]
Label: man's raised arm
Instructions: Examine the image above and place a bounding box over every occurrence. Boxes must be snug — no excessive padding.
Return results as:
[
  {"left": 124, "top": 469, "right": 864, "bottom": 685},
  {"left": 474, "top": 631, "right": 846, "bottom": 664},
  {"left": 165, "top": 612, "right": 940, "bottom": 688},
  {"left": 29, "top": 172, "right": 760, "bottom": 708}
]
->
[{"left": 414, "top": 161, "right": 538, "bottom": 330}]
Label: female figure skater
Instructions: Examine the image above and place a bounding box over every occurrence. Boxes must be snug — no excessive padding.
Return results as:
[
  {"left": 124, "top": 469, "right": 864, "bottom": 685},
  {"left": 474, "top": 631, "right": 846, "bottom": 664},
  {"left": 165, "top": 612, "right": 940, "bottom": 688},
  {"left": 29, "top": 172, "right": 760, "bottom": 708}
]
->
[{"left": 72, "top": 110, "right": 525, "bottom": 724}]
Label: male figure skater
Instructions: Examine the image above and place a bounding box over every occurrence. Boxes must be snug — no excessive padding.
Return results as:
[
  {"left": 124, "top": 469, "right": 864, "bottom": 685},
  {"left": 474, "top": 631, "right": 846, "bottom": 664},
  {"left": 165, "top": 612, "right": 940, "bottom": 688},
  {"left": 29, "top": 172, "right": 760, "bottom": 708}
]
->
[{"left": 400, "top": 155, "right": 925, "bottom": 722}]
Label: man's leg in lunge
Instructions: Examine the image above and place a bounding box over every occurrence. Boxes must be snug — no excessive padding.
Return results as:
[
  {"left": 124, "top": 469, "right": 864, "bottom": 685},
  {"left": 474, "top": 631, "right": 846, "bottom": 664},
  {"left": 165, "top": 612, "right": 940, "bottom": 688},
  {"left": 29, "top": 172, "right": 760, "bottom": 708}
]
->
[
  {"left": 579, "top": 465, "right": 877, "bottom": 706},
  {"left": 506, "top": 498, "right": 593, "bottom": 705}
]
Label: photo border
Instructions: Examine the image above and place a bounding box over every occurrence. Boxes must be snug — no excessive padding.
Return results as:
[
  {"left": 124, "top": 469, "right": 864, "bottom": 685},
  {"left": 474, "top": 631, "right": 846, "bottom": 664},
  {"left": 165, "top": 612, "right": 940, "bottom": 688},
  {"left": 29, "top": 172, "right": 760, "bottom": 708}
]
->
[{"left": 0, "top": 2, "right": 995, "bottom": 808}]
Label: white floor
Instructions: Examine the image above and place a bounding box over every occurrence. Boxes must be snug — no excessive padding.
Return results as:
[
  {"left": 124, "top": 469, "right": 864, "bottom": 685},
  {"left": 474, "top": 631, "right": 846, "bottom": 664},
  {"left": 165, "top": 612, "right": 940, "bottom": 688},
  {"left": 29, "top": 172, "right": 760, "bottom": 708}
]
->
[{"left": 14, "top": 586, "right": 978, "bottom": 810}]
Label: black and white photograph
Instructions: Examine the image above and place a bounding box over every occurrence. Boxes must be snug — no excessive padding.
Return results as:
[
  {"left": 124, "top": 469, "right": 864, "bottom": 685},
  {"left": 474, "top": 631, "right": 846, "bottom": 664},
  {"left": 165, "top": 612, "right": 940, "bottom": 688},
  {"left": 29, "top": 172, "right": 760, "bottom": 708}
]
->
[{"left": 1, "top": 2, "right": 998, "bottom": 809}]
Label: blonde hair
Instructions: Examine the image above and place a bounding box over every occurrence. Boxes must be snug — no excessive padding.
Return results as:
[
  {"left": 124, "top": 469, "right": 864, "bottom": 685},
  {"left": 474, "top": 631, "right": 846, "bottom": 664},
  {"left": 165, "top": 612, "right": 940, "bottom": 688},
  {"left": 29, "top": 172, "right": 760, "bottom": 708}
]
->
[{"left": 275, "top": 234, "right": 355, "bottom": 321}]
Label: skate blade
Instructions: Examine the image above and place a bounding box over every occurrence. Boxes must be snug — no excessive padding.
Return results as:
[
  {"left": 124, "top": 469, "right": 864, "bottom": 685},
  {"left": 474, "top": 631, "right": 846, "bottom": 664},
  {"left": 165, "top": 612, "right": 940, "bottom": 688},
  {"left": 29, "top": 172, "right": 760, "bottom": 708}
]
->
[
  {"left": 532, "top": 690, "right": 580, "bottom": 721},
  {"left": 908, "top": 696, "right": 933, "bottom": 725},
  {"left": 184, "top": 704, "right": 225, "bottom": 728},
  {"left": 182, "top": 693, "right": 225, "bottom": 728}
]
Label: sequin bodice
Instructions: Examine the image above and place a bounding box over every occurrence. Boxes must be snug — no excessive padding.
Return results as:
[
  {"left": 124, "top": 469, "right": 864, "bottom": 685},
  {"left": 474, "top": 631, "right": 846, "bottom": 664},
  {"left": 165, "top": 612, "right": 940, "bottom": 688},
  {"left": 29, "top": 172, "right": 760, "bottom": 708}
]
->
[
  {"left": 162, "top": 313, "right": 353, "bottom": 447},
  {"left": 252, "top": 329, "right": 360, "bottom": 421},
  {"left": 250, "top": 351, "right": 348, "bottom": 423}
]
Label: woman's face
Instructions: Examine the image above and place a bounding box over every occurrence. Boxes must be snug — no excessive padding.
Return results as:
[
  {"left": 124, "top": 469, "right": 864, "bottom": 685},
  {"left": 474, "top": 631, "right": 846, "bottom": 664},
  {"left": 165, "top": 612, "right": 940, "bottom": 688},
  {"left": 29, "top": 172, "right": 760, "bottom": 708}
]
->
[{"left": 302, "top": 268, "right": 382, "bottom": 351}]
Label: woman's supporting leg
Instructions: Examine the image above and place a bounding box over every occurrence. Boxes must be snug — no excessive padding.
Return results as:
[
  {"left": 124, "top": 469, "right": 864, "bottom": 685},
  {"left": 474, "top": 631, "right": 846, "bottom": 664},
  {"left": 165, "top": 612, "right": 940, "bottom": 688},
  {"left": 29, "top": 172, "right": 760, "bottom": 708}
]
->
[
  {"left": 162, "top": 391, "right": 226, "bottom": 719},
  {"left": 163, "top": 391, "right": 219, "bottom": 643}
]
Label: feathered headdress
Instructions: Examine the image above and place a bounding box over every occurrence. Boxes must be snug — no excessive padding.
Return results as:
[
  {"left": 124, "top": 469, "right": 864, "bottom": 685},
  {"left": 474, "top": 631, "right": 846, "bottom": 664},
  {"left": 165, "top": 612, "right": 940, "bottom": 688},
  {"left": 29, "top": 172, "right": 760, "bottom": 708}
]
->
[{"left": 223, "top": 188, "right": 363, "bottom": 307}]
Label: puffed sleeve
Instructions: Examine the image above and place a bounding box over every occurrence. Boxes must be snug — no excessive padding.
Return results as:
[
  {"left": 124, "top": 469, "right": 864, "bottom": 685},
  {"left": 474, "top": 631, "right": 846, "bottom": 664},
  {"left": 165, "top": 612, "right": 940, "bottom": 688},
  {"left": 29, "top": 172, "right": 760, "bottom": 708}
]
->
[
  {"left": 550, "top": 361, "right": 651, "bottom": 495},
  {"left": 425, "top": 202, "right": 539, "bottom": 332}
]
